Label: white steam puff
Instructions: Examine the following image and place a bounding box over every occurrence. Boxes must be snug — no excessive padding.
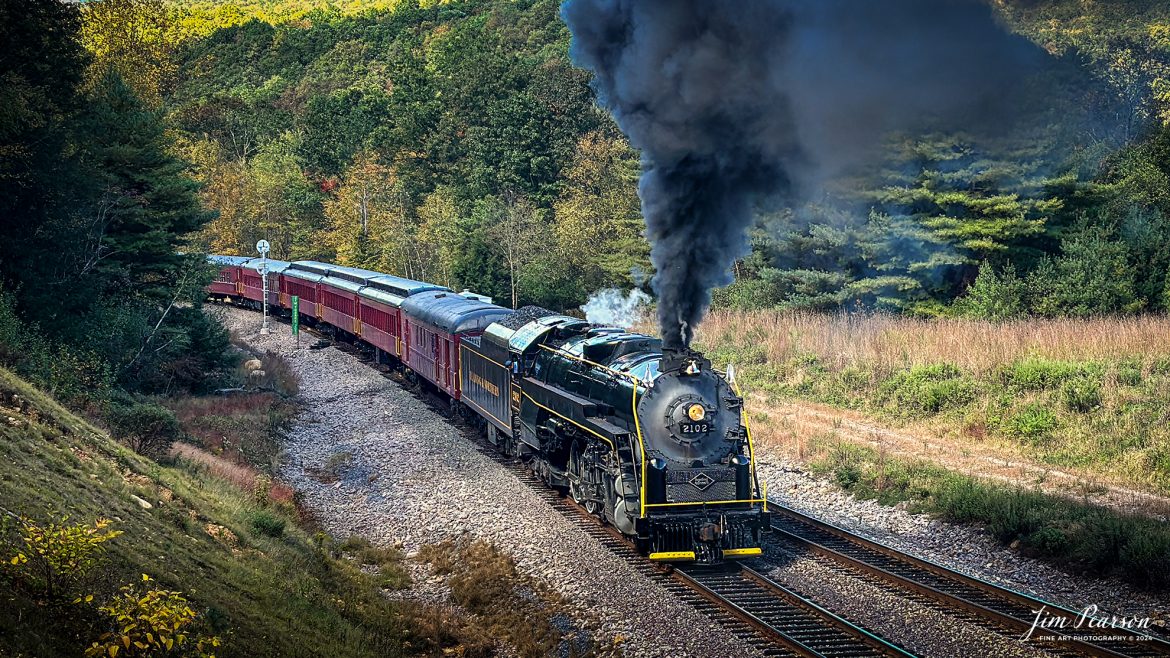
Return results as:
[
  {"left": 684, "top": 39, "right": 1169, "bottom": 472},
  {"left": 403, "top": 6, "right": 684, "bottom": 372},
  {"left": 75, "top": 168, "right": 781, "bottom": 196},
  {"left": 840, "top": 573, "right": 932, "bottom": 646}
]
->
[{"left": 581, "top": 288, "right": 652, "bottom": 329}]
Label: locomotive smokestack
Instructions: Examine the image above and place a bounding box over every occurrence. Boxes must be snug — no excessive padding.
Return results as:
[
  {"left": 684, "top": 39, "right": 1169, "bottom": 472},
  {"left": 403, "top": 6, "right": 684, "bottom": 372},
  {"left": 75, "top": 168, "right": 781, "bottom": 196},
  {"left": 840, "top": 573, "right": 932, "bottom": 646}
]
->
[
  {"left": 561, "top": 0, "right": 1048, "bottom": 350},
  {"left": 659, "top": 346, "right": 709, "bottom": 376}
]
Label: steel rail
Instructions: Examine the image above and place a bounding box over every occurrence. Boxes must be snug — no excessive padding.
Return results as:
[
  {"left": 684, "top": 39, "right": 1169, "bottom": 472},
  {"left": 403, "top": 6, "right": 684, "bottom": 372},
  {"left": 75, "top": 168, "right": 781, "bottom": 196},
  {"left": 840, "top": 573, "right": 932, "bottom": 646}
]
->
[
  {"left": 676, "top": 563, "right": 918, "bottom": 658},
  {"left": 766, "top": 501, "right": 1170, "bottom": 658}
]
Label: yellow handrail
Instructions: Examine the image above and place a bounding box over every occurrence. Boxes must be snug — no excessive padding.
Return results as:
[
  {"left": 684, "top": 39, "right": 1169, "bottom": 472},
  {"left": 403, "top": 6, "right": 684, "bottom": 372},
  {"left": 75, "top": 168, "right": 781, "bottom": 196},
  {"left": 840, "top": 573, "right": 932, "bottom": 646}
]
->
[
  {"left": 632, "top": 381, "right": 646, "bottom": 517},
  {"left": 538, "top": 343, "right": 647, "bottom": 517}
]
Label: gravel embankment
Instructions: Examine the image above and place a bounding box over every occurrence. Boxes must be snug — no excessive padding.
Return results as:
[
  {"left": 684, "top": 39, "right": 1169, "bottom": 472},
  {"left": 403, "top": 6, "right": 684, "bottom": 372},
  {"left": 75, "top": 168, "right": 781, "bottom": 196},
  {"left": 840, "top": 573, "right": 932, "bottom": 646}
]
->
[
  {"left": 755, "top": 455, "right": 1170, "bottom": 631},
  {"left": 219, "top": 307, "right": 759, "bottom": 658}
]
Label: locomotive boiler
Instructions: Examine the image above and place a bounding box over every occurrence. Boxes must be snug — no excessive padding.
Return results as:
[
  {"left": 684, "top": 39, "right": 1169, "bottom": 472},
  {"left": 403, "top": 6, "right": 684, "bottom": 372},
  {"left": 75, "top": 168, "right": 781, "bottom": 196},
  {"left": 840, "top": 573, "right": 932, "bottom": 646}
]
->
[{"left": 460, "top": 309, "right": 768, "bottom": 564}]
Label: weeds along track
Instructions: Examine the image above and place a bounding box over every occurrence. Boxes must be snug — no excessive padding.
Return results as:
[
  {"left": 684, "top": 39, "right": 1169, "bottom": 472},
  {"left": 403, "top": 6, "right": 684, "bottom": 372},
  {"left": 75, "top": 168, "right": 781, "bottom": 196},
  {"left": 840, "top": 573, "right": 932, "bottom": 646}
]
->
[{"left": 764, "top": 504, "right": 1170, "bottom": 658}]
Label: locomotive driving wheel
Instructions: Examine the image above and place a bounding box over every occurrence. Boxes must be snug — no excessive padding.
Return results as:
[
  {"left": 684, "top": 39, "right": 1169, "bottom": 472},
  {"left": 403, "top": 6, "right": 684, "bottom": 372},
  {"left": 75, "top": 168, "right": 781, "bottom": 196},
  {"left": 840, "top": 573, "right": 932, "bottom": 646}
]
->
[{"left": 568, "top": 443, "right": 600, "bottom": 515}]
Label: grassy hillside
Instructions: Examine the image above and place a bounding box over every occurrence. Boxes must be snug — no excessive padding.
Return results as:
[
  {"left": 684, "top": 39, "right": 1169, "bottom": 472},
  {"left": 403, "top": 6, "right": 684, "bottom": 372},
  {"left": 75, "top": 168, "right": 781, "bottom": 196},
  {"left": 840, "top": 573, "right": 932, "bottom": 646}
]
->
[{"left": 0, "top": 366, "right": 435, "bottom": 658}]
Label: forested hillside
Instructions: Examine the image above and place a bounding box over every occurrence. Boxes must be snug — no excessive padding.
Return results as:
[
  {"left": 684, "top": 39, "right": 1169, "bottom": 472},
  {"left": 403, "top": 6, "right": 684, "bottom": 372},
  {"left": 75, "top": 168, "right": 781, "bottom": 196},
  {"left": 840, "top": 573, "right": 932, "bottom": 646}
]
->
[
  {"left": 0, "top": 0, "right": 231, "bottom": 408},
  {"left": 4, "top": 0, "right": 1170, "bottom": 407},
  {"left": 161, "top": 0, "right": 648, "bottom": 310},
  {"left": 130, "top": 0, "right": 1170, "bottom": 318}
]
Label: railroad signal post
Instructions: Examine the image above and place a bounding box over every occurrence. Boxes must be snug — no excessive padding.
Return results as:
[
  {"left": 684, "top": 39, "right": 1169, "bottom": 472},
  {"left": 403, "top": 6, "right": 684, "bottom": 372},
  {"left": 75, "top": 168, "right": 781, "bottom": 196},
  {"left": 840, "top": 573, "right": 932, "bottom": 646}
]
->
[{"left": 256, "top": 240, "right": 271, "bottom": 335}]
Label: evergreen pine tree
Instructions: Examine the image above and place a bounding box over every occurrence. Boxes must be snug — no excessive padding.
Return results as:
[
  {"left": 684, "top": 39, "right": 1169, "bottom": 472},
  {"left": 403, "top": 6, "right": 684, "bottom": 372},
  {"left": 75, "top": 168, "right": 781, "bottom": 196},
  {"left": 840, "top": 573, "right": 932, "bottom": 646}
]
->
[{"left": 80, "top": 69, "right": 214, "bottom": 302}]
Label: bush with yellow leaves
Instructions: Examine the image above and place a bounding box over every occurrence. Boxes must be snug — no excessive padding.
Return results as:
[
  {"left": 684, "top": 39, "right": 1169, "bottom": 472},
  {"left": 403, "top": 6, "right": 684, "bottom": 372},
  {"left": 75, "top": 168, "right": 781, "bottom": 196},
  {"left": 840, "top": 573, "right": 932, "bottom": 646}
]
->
[
  {"left": 86, "top": 574, "right": 222, "bottom": 658},
  {"left": 4, "top": 515, "right": 122, "bottom": 601}
]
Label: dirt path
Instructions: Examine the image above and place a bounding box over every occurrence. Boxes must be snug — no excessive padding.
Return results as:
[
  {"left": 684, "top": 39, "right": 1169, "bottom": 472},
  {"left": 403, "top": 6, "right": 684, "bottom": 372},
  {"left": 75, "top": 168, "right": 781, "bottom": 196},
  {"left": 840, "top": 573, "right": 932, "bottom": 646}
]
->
[{"left": 754, "top": 396, "right": 1170, "bottom": 519}]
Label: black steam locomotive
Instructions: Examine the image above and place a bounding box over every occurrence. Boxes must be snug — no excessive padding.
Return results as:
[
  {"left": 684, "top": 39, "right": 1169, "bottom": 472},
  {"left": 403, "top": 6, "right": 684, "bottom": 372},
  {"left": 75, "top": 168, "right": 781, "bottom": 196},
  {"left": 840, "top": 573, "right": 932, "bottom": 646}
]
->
[{"left": 460, "top": 308, "right": 769, "bottom": 563}]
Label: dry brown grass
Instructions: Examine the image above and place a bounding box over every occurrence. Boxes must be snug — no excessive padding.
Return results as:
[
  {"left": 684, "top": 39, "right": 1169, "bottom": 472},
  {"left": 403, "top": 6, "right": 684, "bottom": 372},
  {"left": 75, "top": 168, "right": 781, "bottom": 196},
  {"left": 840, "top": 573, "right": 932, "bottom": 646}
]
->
[
  {"left": 694, "top": 310, "right": 1170, "bottom": 374},
  {"left": 165, "top": 391, "right": 296, "bottom": 474},
  {"left": 170, "top": 442, "right": 294, "bottom": 505},
  {"left": 416, "top": 539, "right": 567, "bottom": 658}
]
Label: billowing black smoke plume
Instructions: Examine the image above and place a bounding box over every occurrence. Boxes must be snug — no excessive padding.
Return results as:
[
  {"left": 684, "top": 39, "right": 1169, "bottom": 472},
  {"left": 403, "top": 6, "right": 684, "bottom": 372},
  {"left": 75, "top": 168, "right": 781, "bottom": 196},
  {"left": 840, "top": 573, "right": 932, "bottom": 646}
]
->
[{"left": 561, "top": 0, "right": 1049, "bottom": 349}]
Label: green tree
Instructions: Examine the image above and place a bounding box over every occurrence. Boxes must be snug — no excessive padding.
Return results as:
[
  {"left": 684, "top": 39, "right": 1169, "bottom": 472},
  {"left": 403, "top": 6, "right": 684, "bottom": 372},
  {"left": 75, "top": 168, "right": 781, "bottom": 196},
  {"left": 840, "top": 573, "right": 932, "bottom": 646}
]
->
[
  {"left": 0, "top": 0, "right": 88, "bottom": 285},
  {"left": 954, "top": 264, "right": 1026, "bottom": 320},
  {"left": 484, "top": 193, "right": 543, "bottom": 309},
  {"left": 865, "top": 134, "right": 1056, "bottom": 304},
  {"left": 79, "top": 70, "right": 214, "bottom": 302},
  {"left": 299, "top": 87, "right": 391, "bottom": 177},
  {"left": 1028, "top": 228, "right": 1140, "bottom": 317},
  {"left": 552, "top": 130, "right": 649, "bottom": 292},
  {"left": 416, "top": 186, "right": 468, "bottom": 288},
  {"left": 80, "top": 0, "right": 179, "bottom": 104}
]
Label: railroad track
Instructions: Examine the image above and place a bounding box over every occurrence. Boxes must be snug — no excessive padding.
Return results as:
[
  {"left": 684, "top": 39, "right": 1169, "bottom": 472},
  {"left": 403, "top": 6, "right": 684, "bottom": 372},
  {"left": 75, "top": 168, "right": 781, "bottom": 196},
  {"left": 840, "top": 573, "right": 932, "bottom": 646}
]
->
[
  {"left": 763, "top": 502, "right": 1170, "bottom": 658},
  {"left": 677, "top": 563, "right": 914, "bottom": 657},
  {"left": 245, "top": 310, "right": 1166, "bottom": 657},
  {"left": 468, "top": 435, "right": 919, "bottom": 657}
]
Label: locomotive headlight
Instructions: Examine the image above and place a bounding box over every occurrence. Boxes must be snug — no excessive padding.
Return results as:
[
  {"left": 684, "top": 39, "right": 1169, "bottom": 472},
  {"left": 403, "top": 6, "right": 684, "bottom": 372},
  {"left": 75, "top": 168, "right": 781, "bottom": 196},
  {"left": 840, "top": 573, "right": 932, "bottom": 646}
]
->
[{"left": 687, "top": 403, "right": 706, "bottom": 422}]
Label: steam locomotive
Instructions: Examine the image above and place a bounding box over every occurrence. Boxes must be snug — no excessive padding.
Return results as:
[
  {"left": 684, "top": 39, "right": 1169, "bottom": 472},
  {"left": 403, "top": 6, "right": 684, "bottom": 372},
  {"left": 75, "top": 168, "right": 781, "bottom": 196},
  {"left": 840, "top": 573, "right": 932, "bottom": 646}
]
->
[{"left": 209, "top": 256, "right": 768, "bottom": 563}]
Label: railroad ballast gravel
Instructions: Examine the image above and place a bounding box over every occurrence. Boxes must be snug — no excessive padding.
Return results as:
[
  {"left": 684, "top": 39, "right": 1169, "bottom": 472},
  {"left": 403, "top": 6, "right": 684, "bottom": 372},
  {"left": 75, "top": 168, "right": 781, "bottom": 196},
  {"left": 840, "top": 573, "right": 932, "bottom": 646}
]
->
[
  {"left": 219, "top": 307, "right": 760, "bottom": 658},
  {"left": 755, "top": 457, "right": 1170, "bottom": 630}
]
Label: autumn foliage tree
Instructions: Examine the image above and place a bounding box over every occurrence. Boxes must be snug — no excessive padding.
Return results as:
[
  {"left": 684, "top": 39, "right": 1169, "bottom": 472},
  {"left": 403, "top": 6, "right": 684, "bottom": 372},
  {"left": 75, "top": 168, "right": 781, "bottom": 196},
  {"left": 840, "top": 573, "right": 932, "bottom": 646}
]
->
[{"left": 80, "top": 0, "right": 180, "bottom": 104}]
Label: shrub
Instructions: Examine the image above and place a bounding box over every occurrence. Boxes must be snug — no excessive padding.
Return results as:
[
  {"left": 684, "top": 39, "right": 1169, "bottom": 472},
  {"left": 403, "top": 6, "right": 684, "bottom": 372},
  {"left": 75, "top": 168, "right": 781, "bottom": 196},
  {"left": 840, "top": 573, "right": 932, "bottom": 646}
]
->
[
  {"left": 837, "top": 366, "right": 870, "bottom": 389},
  {"left": 710, "top": 276, "right": 780, "bottom": 311},
  {"left": 955, "top": 263, "right": 1025, "bottom": 320},
  {"left": 248, "top": 510, "right": 286, "bottom": 538},
  {"left": 86, "top": 574, "right": 222, "bottom": 658},
  {"left": 916, "top": 379, "right": 976, "bottom": 413},
  {"left": 251, "top": 474, "right": 272, "bottom": 507},
  {"left": 1027, "top": 230, "right": 1139, "bottom": 318},
  {"left": 0, "top": 287, "right": 114, "bottom": 403},
  {"left": 932, "top": 475, "right": 1170, "bottom": 589},
  {"left": 1023, "top": 526, "right": 1069, "bottom": 555},
  {"left": 1116, "top": 362, "right": 1143, "bottom": 386},
  {"left": 339, "top": 536, "right": 409, "bottom": 589},
  {"left": 106, "top": 403, "right": 181, "bottom": 457},
  {"left": 834, "top": 462, "right": 863, "bottom": 489},
  {"left": 1004, "top": 404, "right": 1057, "bottom": 441},
  {"left": 1060, "top": 377, "right": 1102, "bottom": 413},
  {"left": 1004, "top": 358, "right": 1101, "bottom": 391},
  {"left": 878, "top": 363, "right": 974, "bottom": 415},
  {"left": 1005, "top": 404, "right": 1058, "bottom": 440},
  {"left": 254, "top": 351, "right": 299, "bottom": 397},
  {"left": 4, "top": 515, "right": 122, "bottom": 601},
  {"left": 1120, "top": 533, "right": 1170, "bottom": 590}
]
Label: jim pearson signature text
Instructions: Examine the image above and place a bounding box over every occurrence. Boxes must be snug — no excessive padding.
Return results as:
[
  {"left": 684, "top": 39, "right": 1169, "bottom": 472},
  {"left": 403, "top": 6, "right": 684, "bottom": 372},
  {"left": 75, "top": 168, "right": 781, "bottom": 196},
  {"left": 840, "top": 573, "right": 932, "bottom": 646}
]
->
[{"left": 1025, "top": 605, "right": 1152, "bottom": 641}]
